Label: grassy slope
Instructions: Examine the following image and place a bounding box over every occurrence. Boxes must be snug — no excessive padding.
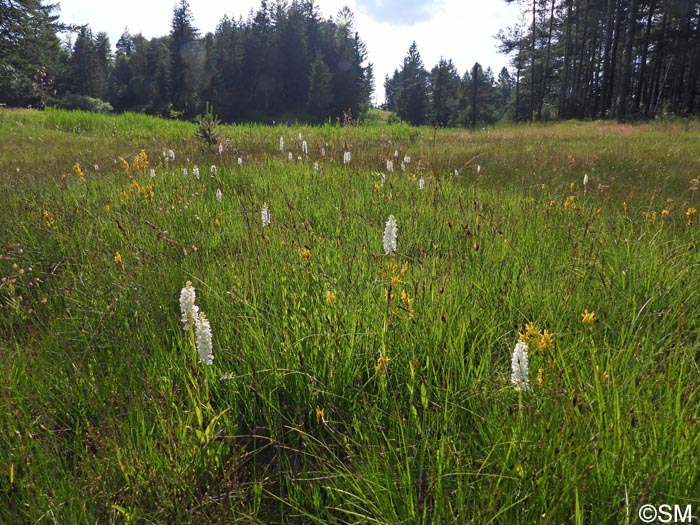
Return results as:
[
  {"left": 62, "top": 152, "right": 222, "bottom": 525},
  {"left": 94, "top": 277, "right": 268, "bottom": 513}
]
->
[{"left": 1, "top": 109, "right": 699, "bottom": 524}]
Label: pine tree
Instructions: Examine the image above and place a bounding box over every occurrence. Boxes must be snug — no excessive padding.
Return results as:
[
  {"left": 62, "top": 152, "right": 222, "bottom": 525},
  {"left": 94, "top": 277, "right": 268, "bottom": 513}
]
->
[
  {"left": 0, "top": 0, "right": 65, "bottom": 107},
  {"left": 170, "top": 0, "right": 200, "bottom": 116},
  {"left": 306, "top": 50, "right": 333, "bottom": 121}
]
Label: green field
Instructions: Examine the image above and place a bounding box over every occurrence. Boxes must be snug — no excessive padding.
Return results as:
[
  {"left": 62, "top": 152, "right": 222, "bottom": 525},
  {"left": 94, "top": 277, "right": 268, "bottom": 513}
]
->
[{"left": 1, "top": 108, "right": 699, "bottom": 524}]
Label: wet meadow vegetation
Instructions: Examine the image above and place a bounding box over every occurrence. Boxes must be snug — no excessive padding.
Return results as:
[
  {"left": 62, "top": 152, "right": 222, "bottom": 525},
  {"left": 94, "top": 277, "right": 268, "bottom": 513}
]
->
[{"left": 1, "top": 108, "right": 699, "bottom": 523}]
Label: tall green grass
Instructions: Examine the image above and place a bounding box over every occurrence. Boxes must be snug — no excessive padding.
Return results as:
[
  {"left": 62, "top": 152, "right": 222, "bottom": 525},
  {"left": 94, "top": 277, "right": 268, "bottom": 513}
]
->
[{"left": 1, "top": 108, "right": 699, "bottom": 523}]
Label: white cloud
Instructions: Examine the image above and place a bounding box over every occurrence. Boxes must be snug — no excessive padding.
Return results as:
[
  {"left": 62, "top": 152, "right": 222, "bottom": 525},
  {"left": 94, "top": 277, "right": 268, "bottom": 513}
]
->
[{"left": 355, "top": 0, "right": 445, "bottom": 25}]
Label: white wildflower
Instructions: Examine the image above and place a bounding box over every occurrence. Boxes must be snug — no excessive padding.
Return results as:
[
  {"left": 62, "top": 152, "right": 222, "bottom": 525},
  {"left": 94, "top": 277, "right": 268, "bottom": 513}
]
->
[
  {"left": 94, "top": 163, "right": 99, "bottom": 171},
  {"left": 477, "top": 164, "right": 481, "bottom": 174},
  {"left": 179, "top": 281, "right": 199, "bottom": 331},
  {"left": 583, "top": 173, "right": 589, "bottom": 186},
  {"left": 386, "top": 159, "right": 394, "bottom": 172},
  {"left": 211, "top": 165, "right": 217, "bottom": 175},
  {"left": 150, "top": 168, "right": 156, "bottom": 178},
  {"left": 454, "top": 169, "right": 459, "bottom": 177},
  {"left": 403, "top": 155, "right": 411, "bottom": 164},
  {"left": 182, "top": 168, "right": 188, "bottom": 176},
  {"left": 288, "top": 152, "right": 293, "bottom": 161},
  {"left": 298, "top": 132, "right": 303, "bottom": 141},
  {"left": 419, "top": 177, "right": 425, "bottom": 190},
  {"left": 314, "top": 162, "right": 319, "bottom": 171},
  {"left": 192, "top": 166, "right": 200, "bottom": 179},
  {"left": 321, "top": 147, "right": 326, "bottom": 157},
  {"left": 302, "top": 140, "right": 308, "bottom": 155},
  {"left": 381, "top": 173, "right": 386, "bottom": 184},
  {"left": 261, "top": 203, "right": 271, "bottom": 227},
  {"left": 343, "top": 151, "right": 351, "bottom": 164},
  {"left": 394, "top": 150, "right": 399, "bottom": 158},
  {"left": 383, "top": 214, "right": 398, "bottom": 256},
  {"left": 216, "top": 188, "right": 222, "bottom": 202},
  {"left": 169, "top": 149, "right": 175, "bottom": 161},
  {"left": 401, "top": 162, "right": 406, "bottom": 172},
  {"left": 195, "top": 312, "right": 214, "bottom": 365},
  {"left": 218, "top": 143, "right": 224, "bottom": 155},
  {"left": 238, "top": 157, "right": 243, "bottom": 165},
  {"left": 280, "top": 136, "right": 285, "bottom": 152},
  {"left": 511, "top": 340, "right": 530, "bottom": 392}
]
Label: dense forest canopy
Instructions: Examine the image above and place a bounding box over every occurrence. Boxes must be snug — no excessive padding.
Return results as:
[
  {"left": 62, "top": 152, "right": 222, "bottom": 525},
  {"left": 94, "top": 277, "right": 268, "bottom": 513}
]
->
[
  {"left": 1, "top": 0, "right": 699, "bottom": 124},
  {"left": 0, "top": 0, "right": 374, "bottom": 122}
]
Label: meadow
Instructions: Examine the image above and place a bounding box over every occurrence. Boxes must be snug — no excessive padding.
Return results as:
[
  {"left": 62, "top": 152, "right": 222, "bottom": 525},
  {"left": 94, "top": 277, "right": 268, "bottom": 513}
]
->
[{"left": 0, "top": 108, "right": 699, "bottom": 524}]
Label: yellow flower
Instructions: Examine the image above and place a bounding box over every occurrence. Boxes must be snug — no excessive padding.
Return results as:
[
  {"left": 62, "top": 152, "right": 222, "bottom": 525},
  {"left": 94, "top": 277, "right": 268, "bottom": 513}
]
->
[
  {"left": 622, "top": 201, "right": 628, "bottom": 213},
  {"left": 661, "top": 209, "right": 669, "bottom": 218},
  {"left": 315, "top": 406, "right": 325, "bottom": 422},
  {"left": 299, "top": 247, "right": 312, "bottom": 263},
  {"left": 581, "top": 309, "right": 596, "bottom": 327},
  {"left": 375, "top": 353, "right": 391, "bottom": 375},
  {"left": 105, "top": 204, "right": 111, "bottom": 213},
  {"left": 118, "top": 156, "right": 130, "bottom": 175},
  {"left": 43, "top": 209, "right": 56, "bottom": 228},
  {"left": 400, "top": 289, "right": 412, "bottom": 308},
  {"left": 114, "top": 252, "right": 124, "bottom": 271},
  {"left": 72, "top": 162, "right": 85, "bottom": 183},
  {"left": 118, "top": 189, "right": 129, "bottom": 204},
  {"left": 537, "top": 368, "right": 545, "bottom": 386},
  {"left": 390, "top": 274, "right": 402, "bottom": 286},
  {"left": 563, "top": 195, "right": 576, "bottom": 209},
  {"left": 132, "top": 149, "right": 149, "bottom": 172},
  {"left": 535, "top": 329, "right": 554, "bottom": 351},
  {"left": 519, "top": 321, "right": 540, "bottom": 345},
  {"left": 686, "top": 207, "right": 697, "bottom": 221},
  {"left": 646, "top": 211, "right": 657, "bottom": 225},
  {"left": 326, "top": 290, "right": 337, "bottom": 304}
]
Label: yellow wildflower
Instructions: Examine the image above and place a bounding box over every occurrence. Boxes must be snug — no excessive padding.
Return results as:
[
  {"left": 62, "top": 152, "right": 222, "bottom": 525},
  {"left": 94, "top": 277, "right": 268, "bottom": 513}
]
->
[
  {"left": 132, "top": 149, "right": 149, "bottom": 172},
  {"left": 519, "top": 321, "right": 540, "bottom": 345},
  {"left": 661, "top": 209, "right": 669, "bottom": 218},
  {"left": 537, "top": 368, "right": 545, "bottom": 386},
  {"left": 299, "top": 247, "right": 312, "bottom": 263},
  {"left": 118, "top": 156, "right": 130, "bottom": 176},
  {"left": 72, "top": 163, "right": 85, "bottom": 183},
  {"left": 114, "top": 252, "right": 124, "bottom": 271},
  {"left": 534, "top": 329, "right": 554, "bottom": 351},
  {"left": 43, "top": 210, "right": 56, "bottom": 228},
  {"left": 563, "top": 195, "right": 576, "bottom": 209},
  {"left": 581, "top": 309, "right": 596, "bottom": 327},
  {"left": 400, "top": 289, "right": 412, "bottom": 308},
  {"left": 375, "top": 353, "right": 391, "bottom": 375},
  {"left": 686, "top": 207, "right": 697, "bottom": 221},
  {"left": 326, "top": 290, "right": 337, "bottom": 305},
  {"left": 315, "top": 406, "right": 325, "bottom": 422}
]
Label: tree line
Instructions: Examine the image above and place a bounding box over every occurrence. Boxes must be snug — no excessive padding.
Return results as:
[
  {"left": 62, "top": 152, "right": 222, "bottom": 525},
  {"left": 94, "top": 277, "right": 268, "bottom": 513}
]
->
[
  {"left": 383, "top": 42, "right": 514, "bottom": 127},
  {"left": 3, "top": 0, "right": 699, "bottom": 125},
  {"left": 498, "top": 0, "right": 700, "bottom": 121},
  {"left": 0, "top": 0, "right": 374, "bottom": 123}
]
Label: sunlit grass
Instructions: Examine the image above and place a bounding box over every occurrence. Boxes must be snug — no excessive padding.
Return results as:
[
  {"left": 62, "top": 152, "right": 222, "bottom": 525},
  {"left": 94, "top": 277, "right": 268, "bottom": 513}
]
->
[{"left": 1, "top": 108, "right": 699, "bottom": 523}]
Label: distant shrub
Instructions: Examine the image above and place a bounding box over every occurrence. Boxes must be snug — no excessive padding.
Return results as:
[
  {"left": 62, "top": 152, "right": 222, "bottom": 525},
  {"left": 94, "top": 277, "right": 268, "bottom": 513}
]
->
[{"left": 53, "top": 93, "right": 113, "bottom": 113}]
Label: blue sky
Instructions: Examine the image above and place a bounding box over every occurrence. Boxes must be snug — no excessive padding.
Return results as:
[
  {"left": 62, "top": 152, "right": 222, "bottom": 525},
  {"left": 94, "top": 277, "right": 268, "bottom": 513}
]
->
[{"left": 57, "top": 0, "right": 522, "bottom": 104}]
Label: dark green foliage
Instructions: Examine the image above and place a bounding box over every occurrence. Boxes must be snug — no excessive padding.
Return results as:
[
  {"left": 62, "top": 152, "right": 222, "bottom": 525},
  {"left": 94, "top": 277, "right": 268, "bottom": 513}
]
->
[
  {"left": 499, "top": 0, "right": 700, "bottom": 121},
  {"left": 0, "top": 0, "right": 66, "bottom": 107},
  {"left": 0, "top": 0, "right": 373, "bottom": 124},
  {"left": 54, "top": 93, "right": 113, "bottom": 112}
]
